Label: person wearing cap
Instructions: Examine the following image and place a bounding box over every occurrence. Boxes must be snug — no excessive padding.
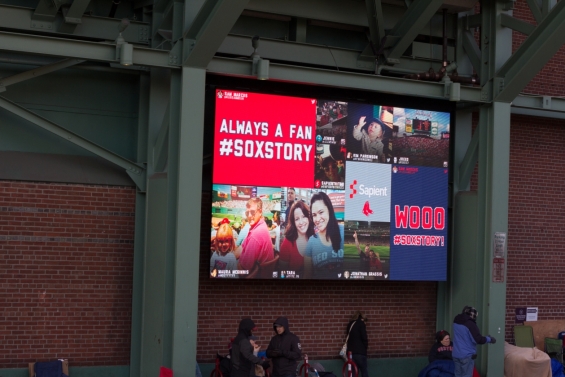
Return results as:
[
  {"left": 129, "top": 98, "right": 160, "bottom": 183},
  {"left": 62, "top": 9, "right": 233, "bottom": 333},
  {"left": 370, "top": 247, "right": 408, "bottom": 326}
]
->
[
  {"left": 428, "top": 330, "right": 453, "bottom": 363},
  {"left": 266, "top": 317, "right": 302, "bottom": 377},
  {"left": 352, "top": 116, "right": 385, "bottom": 161},
  {"left": 452, "top": 306, "right": 496, "bottom": 377},
  {"left": 232, "top": 318, "right": 270, "bottom": 377}
]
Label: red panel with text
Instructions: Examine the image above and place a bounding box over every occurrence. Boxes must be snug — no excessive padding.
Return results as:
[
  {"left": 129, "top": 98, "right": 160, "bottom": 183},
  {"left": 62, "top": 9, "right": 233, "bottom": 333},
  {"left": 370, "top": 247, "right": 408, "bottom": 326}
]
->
[{"left": 213, "top": 90, "right": 317, "bottom": 188}]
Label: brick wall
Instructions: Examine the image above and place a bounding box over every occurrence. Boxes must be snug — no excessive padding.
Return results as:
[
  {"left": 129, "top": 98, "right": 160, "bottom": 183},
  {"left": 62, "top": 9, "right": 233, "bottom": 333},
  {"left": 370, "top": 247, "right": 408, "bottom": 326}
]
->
[
  {"left": 197, "top": 192, "right": 439, "bottom": 363},
  {"left": 513, "top": 0, "right": 565, "bottom": 97},
  {"left": 0, "top": 181, "right": 136, "bottom": 368},
  {"left": 505, "top": 115, "right": 565, "bottom": 341}
]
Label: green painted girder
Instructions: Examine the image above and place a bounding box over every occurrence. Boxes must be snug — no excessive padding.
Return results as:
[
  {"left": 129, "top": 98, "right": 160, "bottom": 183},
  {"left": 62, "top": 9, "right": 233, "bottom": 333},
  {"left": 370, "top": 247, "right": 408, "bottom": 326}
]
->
[
  {"left": 457, "top": 128, "right": 479, "bottom": 190},
  {"left": 526, "top": 0, "right": 543, "bottom": 23},
  {"left": 364, "top": 0, "right": 385, "bottom": 50},
  {"left": 0, "top": 95, "right": 146, "bottom": 191},
  {"left": 0, "top": 31, "right": 176, "bottom": 69},
  {"left": 462, "top": 30, "right": 481, "bottom": 76},
  {"left": 183, "top": 0, "right": 249, "bottom": 68},
  {"left": 385, "top": 0, "right": 444, "bottom": 63},
  {"left": 0, "top": 58, "right": 85, "bottom": 92},
  {"left": 59, "top": 0, "right": 92, "bottom": 34},
  {"left": 208, "top": 56, "right": 485, "bottom": 103},
  {"left": 499, "top": 13, "right": 535, "bottom": 36},
  {"left": 33, "top": 0, "right": 67, "bottom": 22},
  {"left": 153, "top": 104, "right": 170, "bottom": 172},
  {"left": 495, "top": 0, "right": 565, "bottom": 102},
  {"left": 0, "top": 4, "right": 149, "bottom": 44}
]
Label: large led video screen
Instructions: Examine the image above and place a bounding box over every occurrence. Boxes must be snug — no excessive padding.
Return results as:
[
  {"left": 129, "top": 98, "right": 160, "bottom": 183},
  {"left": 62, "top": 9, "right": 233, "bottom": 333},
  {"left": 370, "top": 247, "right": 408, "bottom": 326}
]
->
[{"left": 209, "top": 89, "right": 450, "bottom": 281}]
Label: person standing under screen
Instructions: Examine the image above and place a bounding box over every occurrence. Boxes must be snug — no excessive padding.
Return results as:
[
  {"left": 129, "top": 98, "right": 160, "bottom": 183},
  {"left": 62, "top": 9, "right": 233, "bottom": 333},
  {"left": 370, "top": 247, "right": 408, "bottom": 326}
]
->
[
  {"left": 346, "top": 311, "right": 369, "bottom": 377},
  {"left": 232, "top": 318, "right": 270, "bottom": 377},
  {"left": 452, "top": 306, "right": 496, "bottom": 377},
  {"left": 352, "top": 116, "right": 385, "bottom": 161},
  {"left": 279, "top": 201, "right": 315, "bottom": 275},
  {"left": 353, "top": 231, "right": 370, "bottom": 274},
  {"left": 304, "top": 192, "right": 344, "bottom": 279},
  {"left": 266, "top": 317, "right": 302, "bottom": 377},
  {"left": 239, "top": 198, "right": 275, "bottom": 272}
]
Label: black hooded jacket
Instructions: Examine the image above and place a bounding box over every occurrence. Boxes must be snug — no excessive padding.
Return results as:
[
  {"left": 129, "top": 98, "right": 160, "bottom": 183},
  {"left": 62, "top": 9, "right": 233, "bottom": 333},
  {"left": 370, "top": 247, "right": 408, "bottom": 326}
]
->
[
  {"left": 346, "top": 319, "right": 368, "bottom": 356},
  {"left": 232, "top": 318, "right": 262, "bottom": 377},
  {"left": 266, "top": 317, "right": 302, "bottom": 377}
]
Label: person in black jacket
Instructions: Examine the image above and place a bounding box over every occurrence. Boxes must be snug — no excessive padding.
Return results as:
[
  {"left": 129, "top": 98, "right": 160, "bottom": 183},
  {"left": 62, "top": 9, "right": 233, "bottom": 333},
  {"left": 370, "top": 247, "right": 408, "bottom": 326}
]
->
[
  {"left": 428, "top": 330, "right": 453, "bottom": 363},
  {"left": 232, "top": 318, "right": 270, "bottom": 377},
  {"left": 346, "top": 311, "right": 369, "bottom": 377},
  {"left": 266, "top": 317, "right": 302, "bottom": 377}
]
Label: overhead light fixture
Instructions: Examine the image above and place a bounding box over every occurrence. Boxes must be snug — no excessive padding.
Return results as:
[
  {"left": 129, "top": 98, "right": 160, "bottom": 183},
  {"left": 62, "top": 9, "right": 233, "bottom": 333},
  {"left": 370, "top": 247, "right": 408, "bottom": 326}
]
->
[
  {"left": 120, "top": 43, "right": 133, "bottom": 66},
  {"left": 256, "top": 58, "right": 269, "bottom": 80},
  {"left": 250, "top": 36, "right": 269, "bottom": 80},
  {"left": 115, "top": 18, "right": 132, "bottom": 65}
]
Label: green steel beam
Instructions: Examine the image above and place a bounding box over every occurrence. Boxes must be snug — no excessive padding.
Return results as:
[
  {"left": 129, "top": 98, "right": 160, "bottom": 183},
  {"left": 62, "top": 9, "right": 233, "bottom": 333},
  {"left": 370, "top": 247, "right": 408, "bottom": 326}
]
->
[
  {"left": 0, "top": 5, "right": 149, "bottom": 44},
  {"left": 476, "top": 102, "right": 510, "bottom": 377},
  {"left": 173, "top": 67, "right": 206, "bottom": 377},
  {"left": 153, "top": 104, "right": 170, "bottom": 172},
  {"left": 464, "top": 13, "right": 482, "bottom": 29},
  {"left": 457, "top": 126, "right": 479, "bottom": 190},
  {"left": 499, "top": 13, "right": 535, "bottom": 36},
  {"left": 217, "top": 34, "right": 368, "bottom": 72},
  {"left": 526, "top": 0, "right": 543, "bottom": 23},
  {"left": 207, "top": 56, "right": 485, "bottom": 103},
  {"left": 542, "top": 0, "right": 557, "bottom": 17},
  {"left": 365, "top": 0, "right": 385, "bottom": 49},
  {"left": 495, "top": 0, "right": 565, "bottom": 102},
  {"left": 64, "top": 0, "right": 91, "bottom": 22},
  {"left": 462, "top": 30, "right": 481, "bottom": 76},
  {"left": 183, "top": 0, "right": 249, "bottom": 68},
  {"left": 59, "top": 0, "right": 92, "bottom": 34},
  {"left": 385, "top": 0, "right": 443, "bottom": 63},
  {"left": 0, "top": 58, "right": 85, "bottom": 92},
  {"left": 33, "top": 0, "right": 66, "bottom": 22},
  {"left": 0, "top": 31, "right": 177, "bottom": 69},
  {"left": 0, "top": 95, "right": 146, "bottom": 191}
]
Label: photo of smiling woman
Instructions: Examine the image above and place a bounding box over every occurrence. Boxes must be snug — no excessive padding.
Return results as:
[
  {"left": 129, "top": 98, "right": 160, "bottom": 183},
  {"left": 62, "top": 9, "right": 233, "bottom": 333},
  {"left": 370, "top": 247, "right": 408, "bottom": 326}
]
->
[
  {"left": 304, "top": 191, "right": 344, "bottom": 279},
  {"left": 279, "top": 201, "right": 315, "bottom": 276}
]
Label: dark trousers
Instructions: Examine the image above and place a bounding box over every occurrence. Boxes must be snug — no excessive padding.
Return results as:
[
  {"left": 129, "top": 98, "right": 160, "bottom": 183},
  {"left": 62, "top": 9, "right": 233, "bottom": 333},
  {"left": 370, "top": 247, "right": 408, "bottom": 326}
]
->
[{"left": 352, "top": 354, "right": 369, "bottom": 377}]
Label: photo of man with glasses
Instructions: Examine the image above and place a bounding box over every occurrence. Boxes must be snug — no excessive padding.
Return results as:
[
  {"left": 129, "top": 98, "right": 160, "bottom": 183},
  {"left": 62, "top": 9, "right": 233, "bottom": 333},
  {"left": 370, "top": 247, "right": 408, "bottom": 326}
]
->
[{"left": 238, "top": 197, "right": 275, "bottom": 271}]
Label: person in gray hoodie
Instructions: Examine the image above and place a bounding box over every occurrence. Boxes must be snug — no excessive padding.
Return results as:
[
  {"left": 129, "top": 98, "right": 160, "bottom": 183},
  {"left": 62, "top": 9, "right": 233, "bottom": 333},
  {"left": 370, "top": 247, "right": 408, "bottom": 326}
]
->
[{"left": 266, "top": 317, "right": 302, "bottom": 377}]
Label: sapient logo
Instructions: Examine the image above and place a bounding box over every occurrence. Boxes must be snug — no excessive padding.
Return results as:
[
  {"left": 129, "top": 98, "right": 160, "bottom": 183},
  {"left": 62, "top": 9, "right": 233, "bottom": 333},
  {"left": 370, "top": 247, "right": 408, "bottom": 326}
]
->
[{"left": 349, "top": 180, "right": 388, "bottom": 199}]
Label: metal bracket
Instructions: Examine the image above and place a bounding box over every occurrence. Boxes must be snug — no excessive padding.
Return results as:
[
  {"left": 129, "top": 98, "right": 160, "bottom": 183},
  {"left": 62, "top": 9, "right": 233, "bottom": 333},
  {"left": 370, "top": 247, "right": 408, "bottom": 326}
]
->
[
  {"left": 481, "top": 81, "right": 492, "bottom": 102},
  {"left": 139, "top": 26, "right": 150, "bottom": 43},
  {"left": 502, "top": 0, "right": 516, "bottom": 11},
  {"left": 543, "top": 96, "right": 552, "bottom": 109},
  {"left": 30, "top": 19, "right": 54, "bottom": 31},
  {"left": 169, "top": 40, "right": 182, "bottom": 66},
  {"left": 493, "top": 77, "right": 505, "bottom": 98}
]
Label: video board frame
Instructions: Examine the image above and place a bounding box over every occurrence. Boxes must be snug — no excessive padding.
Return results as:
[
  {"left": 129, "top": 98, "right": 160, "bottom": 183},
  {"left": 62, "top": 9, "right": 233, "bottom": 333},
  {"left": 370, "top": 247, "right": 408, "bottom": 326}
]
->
[{"left": 207, "top": 82, "right": 453, "bottom": 282}]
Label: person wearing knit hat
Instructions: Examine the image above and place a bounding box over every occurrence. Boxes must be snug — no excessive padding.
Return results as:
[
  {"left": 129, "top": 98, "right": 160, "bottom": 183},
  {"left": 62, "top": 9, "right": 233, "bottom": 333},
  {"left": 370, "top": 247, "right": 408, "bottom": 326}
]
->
[
  {"left": 428, "top": 330, "right": 453, "bottom": 363},
  {"left": 452, "top": 306, "right": 496, "bottom": 377}
]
